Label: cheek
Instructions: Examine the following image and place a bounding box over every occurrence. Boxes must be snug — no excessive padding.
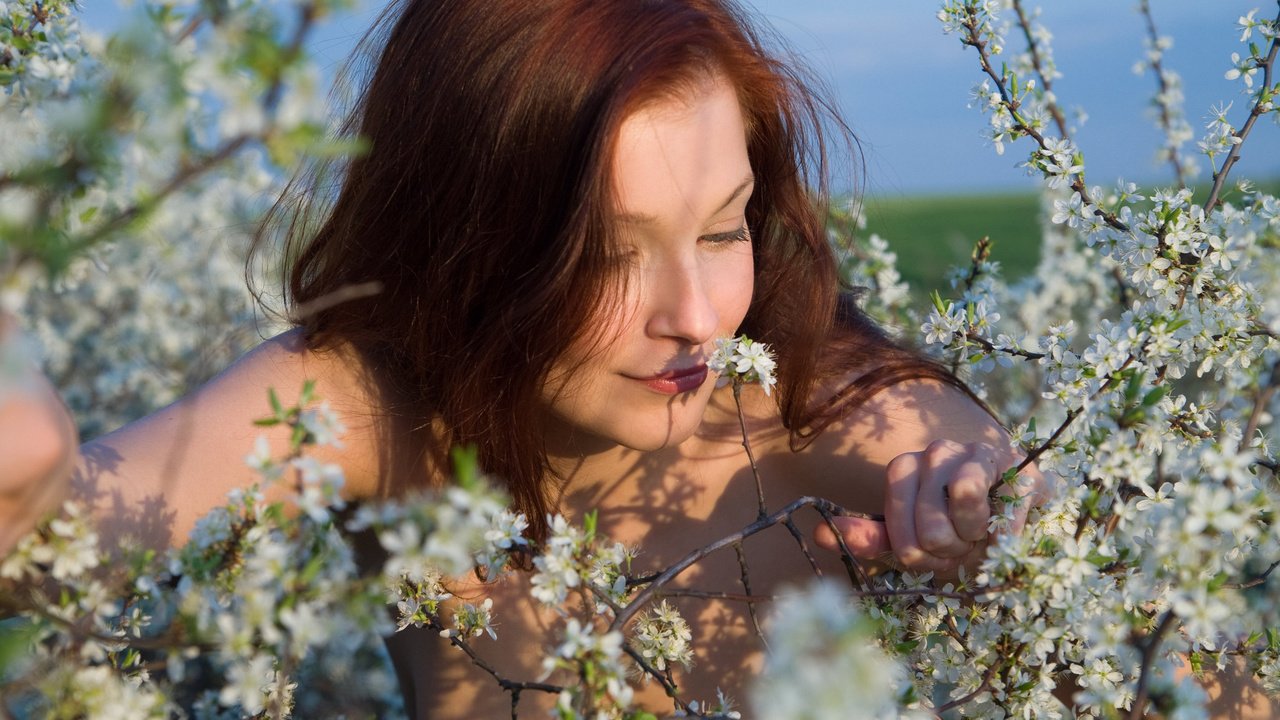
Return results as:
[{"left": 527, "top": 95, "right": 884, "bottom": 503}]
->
[
  {"left": 715, "top": 247, "right": 756, "bottom": 329},
  {"left": 549, "top": 280, "right": 642, "bottom": 378}
]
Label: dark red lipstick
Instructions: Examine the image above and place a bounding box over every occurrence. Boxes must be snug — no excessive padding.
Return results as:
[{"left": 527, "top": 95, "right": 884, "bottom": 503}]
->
[{"left": 631, "top": 364, "right": 709, "bottom": 395}]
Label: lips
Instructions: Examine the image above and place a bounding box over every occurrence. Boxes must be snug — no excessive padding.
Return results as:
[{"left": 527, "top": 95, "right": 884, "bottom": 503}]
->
[{"left": 630, "top": 364, "right": 710, "bottom": 395}]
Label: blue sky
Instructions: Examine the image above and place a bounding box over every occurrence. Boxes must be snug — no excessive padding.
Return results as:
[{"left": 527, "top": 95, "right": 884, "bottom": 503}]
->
[
  {"left": 81, "top": 2, "right": 1280, "bottom": 197},
  {"left": 743, "top": 2, "right": 1280, "bottom": 197}
]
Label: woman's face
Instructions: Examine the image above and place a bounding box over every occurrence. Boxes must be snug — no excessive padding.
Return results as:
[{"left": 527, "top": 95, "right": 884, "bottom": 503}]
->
[{"left": 541, "top": 74, "right": 756, "bottom": 455}]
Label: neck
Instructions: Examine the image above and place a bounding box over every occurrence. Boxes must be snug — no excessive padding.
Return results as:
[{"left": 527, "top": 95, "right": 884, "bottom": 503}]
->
[
  {"left": 541, "top": 387, "right": 759, "bottom": 523},
  {"left": 542, "top": 425, "right": 655, "bottom": 516}
]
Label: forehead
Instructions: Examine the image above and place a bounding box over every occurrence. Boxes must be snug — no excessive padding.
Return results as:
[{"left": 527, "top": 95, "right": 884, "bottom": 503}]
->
[{"left": 610, "top": 75, "right": 753, "bottom": 228}]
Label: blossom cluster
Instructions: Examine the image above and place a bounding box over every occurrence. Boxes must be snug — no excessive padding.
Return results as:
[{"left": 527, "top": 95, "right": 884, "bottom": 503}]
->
[
  {"left": 1, "top": 0, "right": 348, "bottom": 436},
  {"left": 861, "top": 2, "right": 1280, "bottom": 716},
  {"left": 750, "top": 581, "right": 921, "bottom": 720},
  {"left": 709, "top": 335, "right": 778, "bottom": 395}
]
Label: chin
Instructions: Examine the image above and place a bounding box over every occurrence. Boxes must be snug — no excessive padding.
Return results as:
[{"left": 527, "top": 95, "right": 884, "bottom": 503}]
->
[
  {"left": 616, "top": 426, "right": 697, "bottom": 452},
  {"left": 611, "top": 407, "right": 708, "bottom": 452},
  {"left": 542, "top": 380, "right": 716, "bottom": 456}
]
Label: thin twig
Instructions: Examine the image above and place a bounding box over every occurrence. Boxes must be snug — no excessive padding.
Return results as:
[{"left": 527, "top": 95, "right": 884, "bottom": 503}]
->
[
  {"left": 1137, "top": 0, "right": 1189, "bottom": 188},
  {"left": 733, "top": 542, "right": 768, "bottom": 650},
  {"left": 782, "top": 517, "right": 822, "bottom": 576},
  {"left": 289, "top": 281, "right": 384, "bottom": 321},
  {"left": 425, "top": 617, "right": 563, "bottom": 699},
  {"left": 1127, "top": 610, "right": 1178, "bottom": 720},
  {"left": 621, "top": 643, "right": 700, "bottom": 716},
  {"left": 1221, "top": 558, "right": 1280, "bottom": 590},
  {"left": 816, "top": 505, "right": 875, "bottom": 591},
  {"left": 1243, "top": 362, "right": 1280, "bottom": 443},
  {"left": 936, "top": 658, "right": 1003, "bottom": 713},
  {"left": 1203, "top": 4, "right": 1280, "bottom": 215},
  {"left": 964, "top": 330, "right": 1047, "bottom": 361},
  {"left": 1017, "top": 406, "right": 1080, "bottom": 473},
  {"left": 731, "top": 381, "right": 768, "bottom": 520},
  {"left": 610, "top": 496, "right": 847, "bottom": 630},
  {"left": 1011, "top": 0, "right": 1070, "bottom": 139},
  {"left": 68, "top": 2, "right": 321, "bottom": 256},
  {"left": 657, "top": 588, "right": 775, "bottom": 604},
  {"left": 960, "top": 6, "right": 1130, "bottom": 235}
]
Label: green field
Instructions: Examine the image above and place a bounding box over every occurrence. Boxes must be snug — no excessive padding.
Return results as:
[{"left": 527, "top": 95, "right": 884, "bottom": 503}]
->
[
  {"left": 861, "top": 191, "right": 1042, "bottom": 297},
  {"left": 859, "top": 179, "right": 1280, "bottom": 300}
]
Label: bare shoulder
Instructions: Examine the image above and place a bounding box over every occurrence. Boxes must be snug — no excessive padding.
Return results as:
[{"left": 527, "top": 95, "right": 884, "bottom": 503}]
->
[
  {"left": 822, "top": 377, "right": 1005, "bottom": 458},
  {"left": 782, "top": 376, "right": 1007, "bottom": 512},
  {"left": 76, "top": 329, "right": 384, "bottom": 548}
]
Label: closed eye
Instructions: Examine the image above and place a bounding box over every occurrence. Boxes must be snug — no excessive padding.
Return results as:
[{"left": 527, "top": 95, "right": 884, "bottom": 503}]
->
[{"left": 701, "top": 225, "right": 751, "bottom": 245}]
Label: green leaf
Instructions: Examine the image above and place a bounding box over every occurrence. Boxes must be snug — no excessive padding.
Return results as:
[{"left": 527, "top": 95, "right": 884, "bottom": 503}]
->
[
  {"left": 1083, "top": 488, "right": 1102, "bottom": 518},
  {"left": 1124, "top": 369, "right": 1145, "bottom": 402},
  {"left": 313, "top": 134, "right": 372, "bottom": 159},
  {"left": 299, "top": 379, "right": 317, "bottom": 407},
  {"left": 1207, "top": 572, "right": 1229, "bottom": 592},
  {"left": 451, "top": 445, "right": 480, "bottom": 489},
  {"left": 1087, "top": 550, "right": 1112, "bottom": 567},
  {"left": 0, "top": 617, "right": 40, "bottom": 673},
  {"left": 268, "top": 387, "right": 284, "bottom": 417},
  {"left": 300, "top": 554, "right": 326, "bottom": 584},
  {"left": 290, "top": 423, "right": 307, "bottom": 450},
  {"left": 1141, "top": 385, "right": 1169, "bottom": 407},
  {"left": 931, "top": 289, "right": 947, "bottom": 314},
  {"left": 1119, "top": 408, "right": 1145, "bottom": 427}
]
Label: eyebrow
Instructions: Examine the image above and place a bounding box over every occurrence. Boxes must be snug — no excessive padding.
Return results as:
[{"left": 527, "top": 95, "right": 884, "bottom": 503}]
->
[{"left": 616, "top": 173, "right": 756, "bottom": 226}]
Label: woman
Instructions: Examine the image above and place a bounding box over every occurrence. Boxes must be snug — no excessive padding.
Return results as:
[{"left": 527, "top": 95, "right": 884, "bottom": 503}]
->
[{"left": 2, "top": 0, "right": 1048, "bottom": 715}]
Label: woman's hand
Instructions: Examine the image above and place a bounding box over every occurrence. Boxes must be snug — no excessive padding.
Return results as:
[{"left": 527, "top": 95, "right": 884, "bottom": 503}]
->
[
  {"left": 0, "top": 318, "right": 77, "bottom": 556},
  {"left": 814, "top": 439, "right": 1054, "bottom": 574}
]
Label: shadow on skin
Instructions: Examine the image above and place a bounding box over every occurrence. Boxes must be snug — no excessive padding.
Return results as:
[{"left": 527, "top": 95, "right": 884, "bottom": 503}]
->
[
  {"left": 73, "top": 442, "right": 178, "bottom": 552},
  {"left": 391, "top": 377, "right": 1003, "bottom": 717}
]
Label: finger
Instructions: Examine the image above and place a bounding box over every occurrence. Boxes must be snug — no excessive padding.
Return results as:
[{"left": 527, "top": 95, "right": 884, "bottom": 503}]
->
[
  {"left": 947, "top": 456, "right": 995, "bottom": 542},
  {"left": 814, "top": 515, "right": 891, "bottom": 559},
  {"left": 885, "top": 451, "right": 954, "bottom": 571},
  {"left": 914, "top": 442, "right": 971, "bottom": 558}
]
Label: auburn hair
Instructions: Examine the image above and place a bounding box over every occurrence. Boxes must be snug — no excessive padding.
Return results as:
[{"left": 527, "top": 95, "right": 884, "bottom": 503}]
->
[{"left": 254, "top": 0, "right": 967, "bottom": 540}]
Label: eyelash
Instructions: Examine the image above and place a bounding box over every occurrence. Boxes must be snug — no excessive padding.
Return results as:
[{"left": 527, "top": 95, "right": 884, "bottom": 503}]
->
[{"left": 701, "top": 225, "right": 751, "bottom": 245}]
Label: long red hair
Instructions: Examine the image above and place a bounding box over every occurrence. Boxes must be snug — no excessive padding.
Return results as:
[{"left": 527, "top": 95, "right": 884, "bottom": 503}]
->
[{"left": 254, "top": 0, "right": 966, "bottom": 539}]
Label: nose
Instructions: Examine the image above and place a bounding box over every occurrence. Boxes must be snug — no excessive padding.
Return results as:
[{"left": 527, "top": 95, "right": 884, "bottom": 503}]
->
[{"left": 643, "top": 257, "right": 719, "bottom": 346}]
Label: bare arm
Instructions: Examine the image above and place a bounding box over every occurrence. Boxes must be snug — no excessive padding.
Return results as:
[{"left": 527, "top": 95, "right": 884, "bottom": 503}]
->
[
  {"left": 4, "top": 329, "right": 385, "bottom": 554},
  {"left": 75, "top": 330, "right": 391, "bottom": 549},
  {"left": 0, "top": 369, "right": 78, "bottom": 555},
  {"left": 790, "top": 378, "right": 1051, "bottom": 572}
]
